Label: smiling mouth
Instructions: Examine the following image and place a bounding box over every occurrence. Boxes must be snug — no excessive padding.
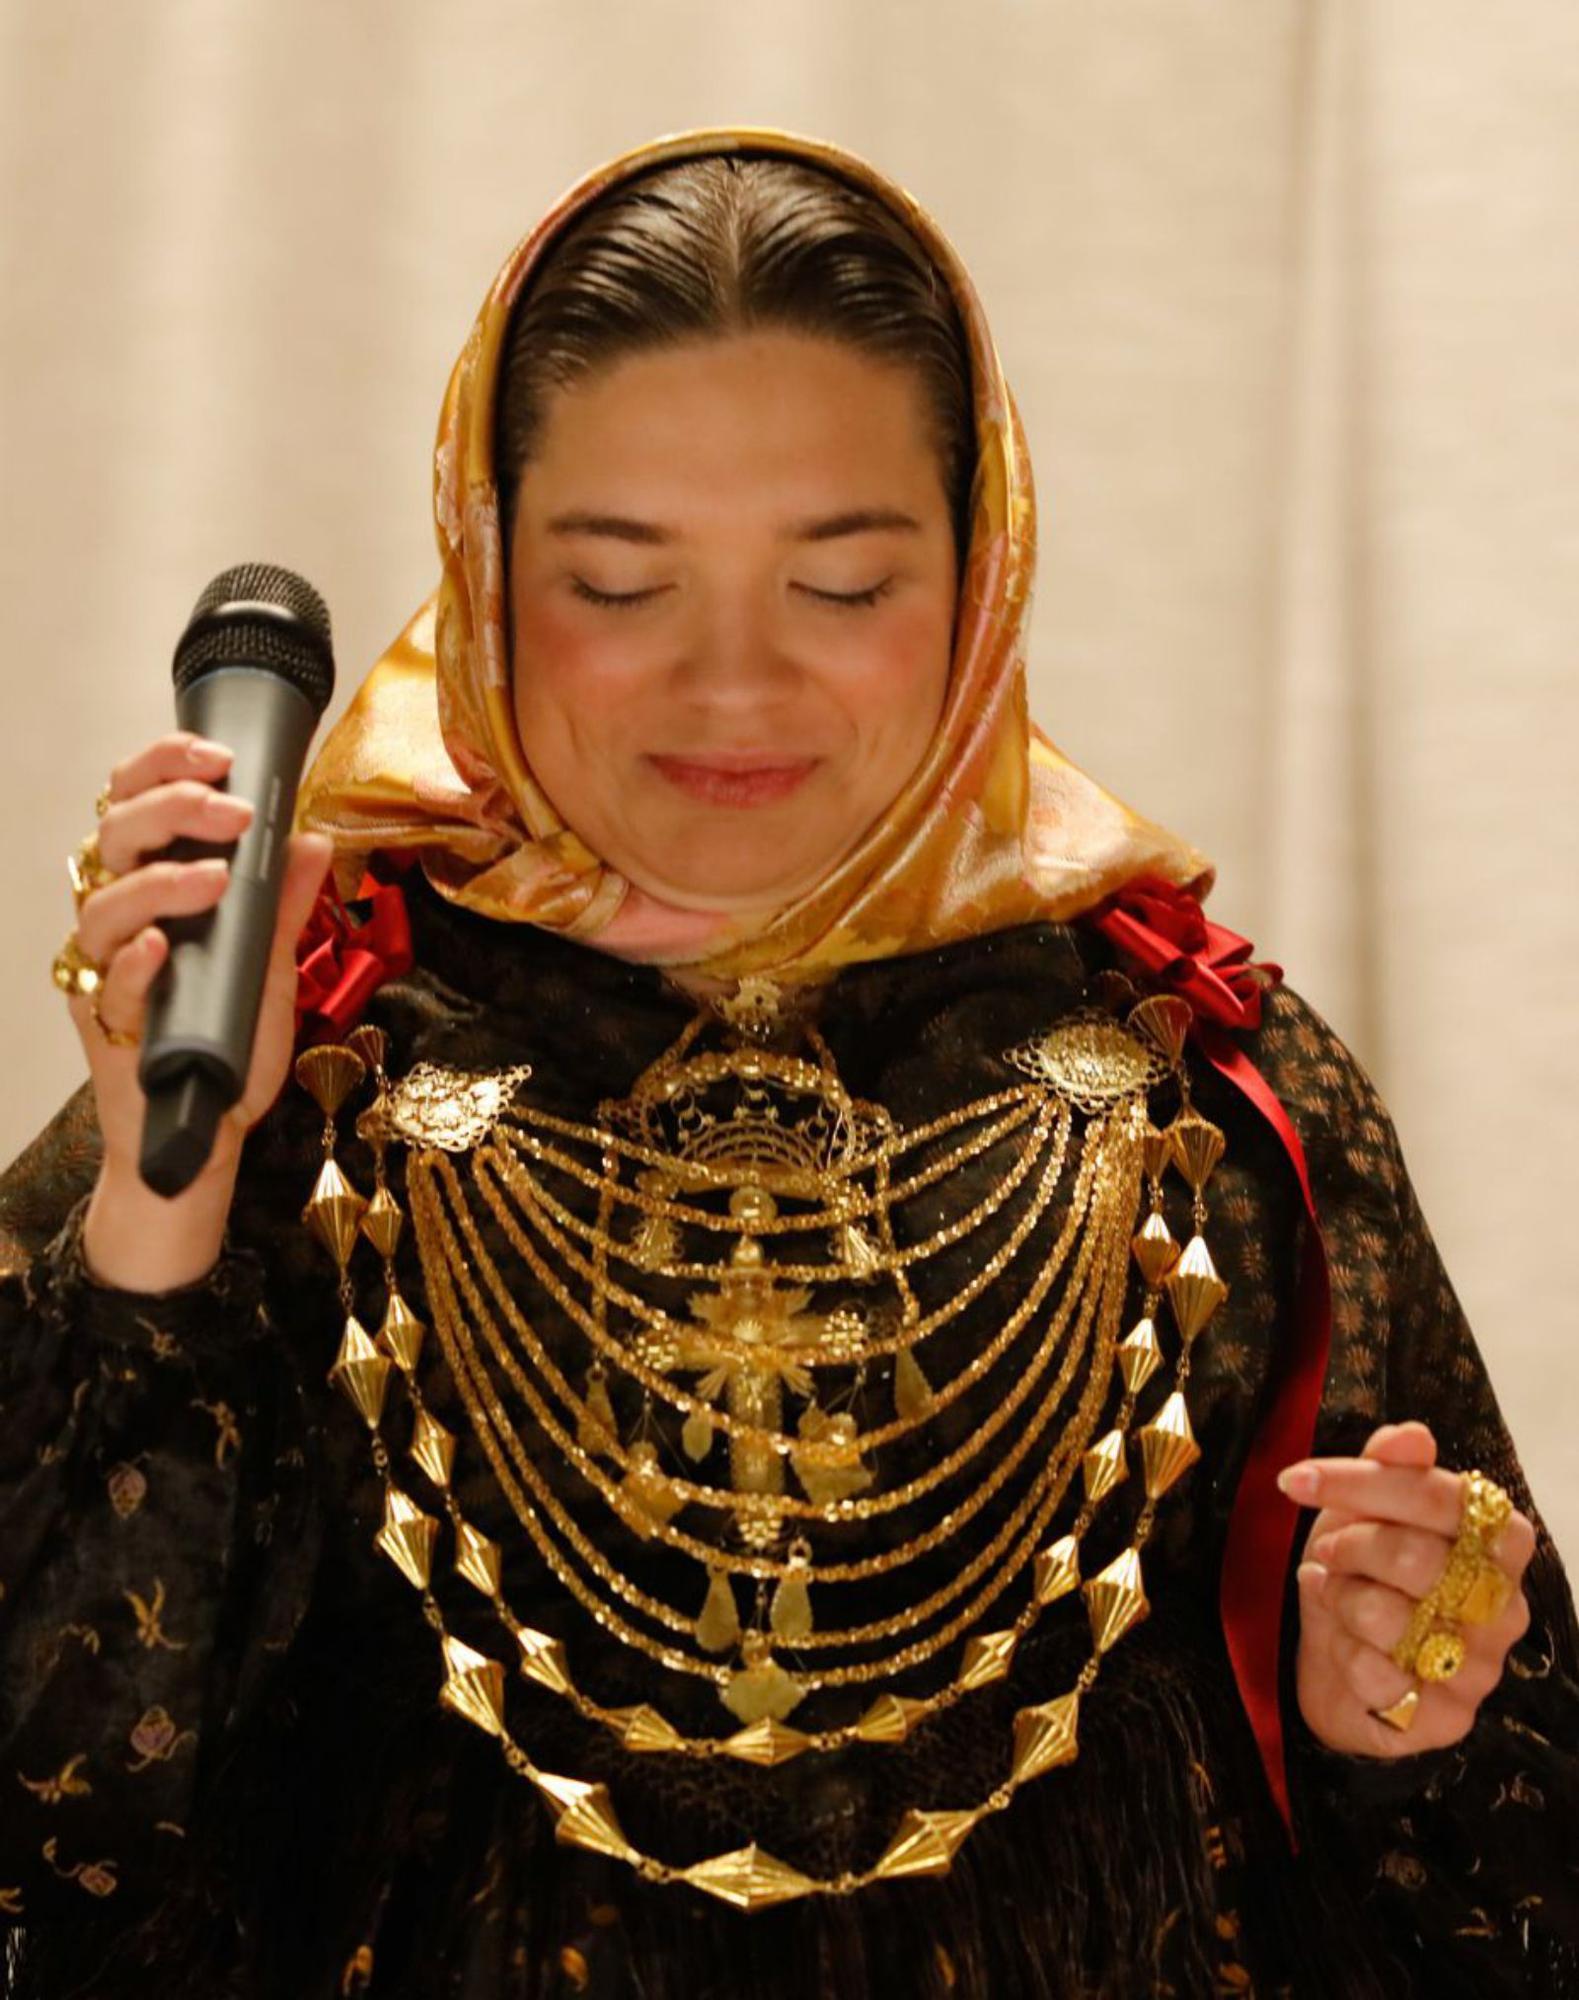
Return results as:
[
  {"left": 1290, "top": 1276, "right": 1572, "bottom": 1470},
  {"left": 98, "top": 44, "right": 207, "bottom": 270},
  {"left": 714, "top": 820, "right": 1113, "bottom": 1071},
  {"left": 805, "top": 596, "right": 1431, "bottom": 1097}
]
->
[{"left": 646, "top": 754, "right": 820, "bottom": 808}]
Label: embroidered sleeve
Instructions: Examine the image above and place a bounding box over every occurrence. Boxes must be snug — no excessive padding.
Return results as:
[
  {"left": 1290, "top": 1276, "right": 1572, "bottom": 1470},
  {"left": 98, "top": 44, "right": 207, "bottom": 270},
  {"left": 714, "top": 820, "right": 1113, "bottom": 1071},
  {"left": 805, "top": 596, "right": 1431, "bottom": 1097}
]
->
[
  {"left": 1254, "top": 985, "right": 1579, "bottom": 1992},
  {"left": 0, "top": 1087, "right": 320, "bottom": 1925}
]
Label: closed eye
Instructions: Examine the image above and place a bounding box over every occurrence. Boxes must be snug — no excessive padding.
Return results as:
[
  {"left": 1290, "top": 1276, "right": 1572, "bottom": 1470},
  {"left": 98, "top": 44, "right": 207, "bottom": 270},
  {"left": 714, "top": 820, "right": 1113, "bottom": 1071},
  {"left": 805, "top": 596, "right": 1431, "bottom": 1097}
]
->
[{"left": 568, "top": 577, "right": 897, "bottom": 611}]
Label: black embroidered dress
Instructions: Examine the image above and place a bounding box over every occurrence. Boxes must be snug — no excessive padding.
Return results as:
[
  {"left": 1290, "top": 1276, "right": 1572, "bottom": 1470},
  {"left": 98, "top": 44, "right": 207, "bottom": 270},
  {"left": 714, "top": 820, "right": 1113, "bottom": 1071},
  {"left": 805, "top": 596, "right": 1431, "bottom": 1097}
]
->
[{"left": 2, "top": 875, "right": 1576, "bottom": 1997}]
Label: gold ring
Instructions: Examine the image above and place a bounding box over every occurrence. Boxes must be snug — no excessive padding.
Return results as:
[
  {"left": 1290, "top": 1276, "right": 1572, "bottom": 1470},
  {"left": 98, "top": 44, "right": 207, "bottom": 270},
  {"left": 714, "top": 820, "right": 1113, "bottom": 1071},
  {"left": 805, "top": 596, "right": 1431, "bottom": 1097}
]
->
[
  {"left": 67, "top": 831, "right": 119, "bottom": 911},
  {"left": 51, "top": 931, "right": 106, "bottom": 999},
  {"left": 91, "top": 997, "right": 139, "bottom": 1049},
  {"left": 95, "top": 782, "right": 114, "bottom": 817},
  {"left": 1371, "top": 1687, "right": 1420, "bottom": 1733}
]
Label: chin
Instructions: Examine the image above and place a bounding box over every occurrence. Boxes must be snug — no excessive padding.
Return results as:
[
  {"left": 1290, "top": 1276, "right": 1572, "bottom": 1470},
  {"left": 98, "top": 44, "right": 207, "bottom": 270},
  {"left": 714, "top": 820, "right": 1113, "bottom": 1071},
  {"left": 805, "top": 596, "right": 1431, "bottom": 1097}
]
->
[{"left": 620, "top": 840, "right": 841, "bottom": 915}]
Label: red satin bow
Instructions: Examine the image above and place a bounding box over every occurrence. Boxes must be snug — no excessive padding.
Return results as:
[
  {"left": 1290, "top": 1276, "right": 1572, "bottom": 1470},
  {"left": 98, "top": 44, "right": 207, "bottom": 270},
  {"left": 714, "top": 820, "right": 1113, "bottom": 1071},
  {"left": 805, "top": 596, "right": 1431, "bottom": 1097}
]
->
[
  {"left": 1090, "top": 875, "right": 1331, "bottom": 1852},
  {"left": 293, "top": 873, "right": 414, "bottom": 1044}
]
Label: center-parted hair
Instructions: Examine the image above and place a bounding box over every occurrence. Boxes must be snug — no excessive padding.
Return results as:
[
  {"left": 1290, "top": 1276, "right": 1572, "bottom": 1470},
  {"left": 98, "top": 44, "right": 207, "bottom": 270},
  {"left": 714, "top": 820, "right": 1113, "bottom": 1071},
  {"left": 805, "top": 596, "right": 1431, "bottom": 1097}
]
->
[{"left": 494, "top": 153, "right": 974, "bottom": 566}]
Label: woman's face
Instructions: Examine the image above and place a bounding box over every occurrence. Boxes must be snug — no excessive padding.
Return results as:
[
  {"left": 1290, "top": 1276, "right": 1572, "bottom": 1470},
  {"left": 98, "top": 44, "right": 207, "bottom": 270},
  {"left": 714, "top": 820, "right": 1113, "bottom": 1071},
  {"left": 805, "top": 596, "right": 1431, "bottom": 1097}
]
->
[{"left": 507, "top": 330, "right": 959, "bottom": 917}]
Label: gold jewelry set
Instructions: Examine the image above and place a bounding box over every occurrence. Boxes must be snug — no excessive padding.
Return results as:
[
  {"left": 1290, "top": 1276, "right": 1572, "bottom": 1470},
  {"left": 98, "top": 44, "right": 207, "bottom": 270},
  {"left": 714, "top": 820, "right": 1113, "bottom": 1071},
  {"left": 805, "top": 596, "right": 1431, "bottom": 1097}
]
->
[
  {"left": 1368, "top": 1468, "right": 1516, "bottom": 1734},
  {"left": 50, "top": 781, "right": 135, "bottom": 1047},
  {"left": 294, "top": 980, "right": 1232, "bottom": 1909}
]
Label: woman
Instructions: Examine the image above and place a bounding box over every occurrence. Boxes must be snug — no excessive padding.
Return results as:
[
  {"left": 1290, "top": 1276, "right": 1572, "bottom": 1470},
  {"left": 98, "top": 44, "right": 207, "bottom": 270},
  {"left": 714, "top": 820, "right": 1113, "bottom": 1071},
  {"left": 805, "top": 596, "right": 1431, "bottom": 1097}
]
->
[{"left": 5, "top": 126, "right": 1575, "bottom": 1997}]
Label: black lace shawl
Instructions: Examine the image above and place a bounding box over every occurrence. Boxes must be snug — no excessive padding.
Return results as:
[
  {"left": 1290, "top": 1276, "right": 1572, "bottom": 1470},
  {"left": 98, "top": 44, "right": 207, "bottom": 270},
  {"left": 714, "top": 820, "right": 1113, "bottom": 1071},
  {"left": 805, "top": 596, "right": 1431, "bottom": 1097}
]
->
[{"left": 2, "top": 877, "right": 1575, "bottom": 1997}]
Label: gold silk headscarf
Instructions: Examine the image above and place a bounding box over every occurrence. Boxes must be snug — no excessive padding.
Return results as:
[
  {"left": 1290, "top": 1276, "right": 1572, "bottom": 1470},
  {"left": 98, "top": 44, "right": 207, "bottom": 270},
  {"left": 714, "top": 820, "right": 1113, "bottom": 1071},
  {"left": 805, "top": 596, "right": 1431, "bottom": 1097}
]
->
[{"left": 294, "top": 125, "right": 1214, "bottom": 979}]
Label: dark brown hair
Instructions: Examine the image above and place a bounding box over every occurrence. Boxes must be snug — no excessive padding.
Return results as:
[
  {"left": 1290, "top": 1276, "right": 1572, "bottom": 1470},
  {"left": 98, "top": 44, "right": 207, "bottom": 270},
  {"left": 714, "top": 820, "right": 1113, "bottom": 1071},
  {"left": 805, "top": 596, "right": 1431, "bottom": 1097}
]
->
[{"left": 494, "top": 152, "right": 974, "bottom": 565}]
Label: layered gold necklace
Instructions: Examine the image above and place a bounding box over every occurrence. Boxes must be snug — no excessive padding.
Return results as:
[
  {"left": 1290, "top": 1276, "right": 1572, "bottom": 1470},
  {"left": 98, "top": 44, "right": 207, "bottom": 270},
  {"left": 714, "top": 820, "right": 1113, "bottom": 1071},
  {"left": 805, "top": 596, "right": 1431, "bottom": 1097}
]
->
[{"left": 294, "top": 974, "right": 1229, "bottom": 1911}]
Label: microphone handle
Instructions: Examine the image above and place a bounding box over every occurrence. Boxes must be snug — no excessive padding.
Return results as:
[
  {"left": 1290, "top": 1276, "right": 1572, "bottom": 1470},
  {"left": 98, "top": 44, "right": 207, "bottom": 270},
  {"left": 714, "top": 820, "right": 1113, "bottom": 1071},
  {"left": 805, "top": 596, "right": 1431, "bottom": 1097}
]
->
[{"left": 137, "top": 670, "right": 319, "bottom": 1196}]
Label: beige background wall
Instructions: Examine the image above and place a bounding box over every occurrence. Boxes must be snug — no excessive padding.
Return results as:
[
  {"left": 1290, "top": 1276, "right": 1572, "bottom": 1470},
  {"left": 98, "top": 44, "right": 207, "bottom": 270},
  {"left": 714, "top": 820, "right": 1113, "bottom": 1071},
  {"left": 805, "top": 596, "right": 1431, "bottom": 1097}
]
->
[{"left": 3, "top": 1, "right": 1575, "bottom": 1559}]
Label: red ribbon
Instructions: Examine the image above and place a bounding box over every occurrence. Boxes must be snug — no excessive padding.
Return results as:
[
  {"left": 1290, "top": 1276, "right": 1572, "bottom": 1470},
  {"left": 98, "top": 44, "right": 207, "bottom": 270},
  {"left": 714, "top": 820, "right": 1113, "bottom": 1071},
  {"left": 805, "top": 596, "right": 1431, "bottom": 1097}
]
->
[
  {"left": 293, "top": 871, "right": 414, "bottom": 1044},
  {"left": 1089, "top": 875, "right": 1330, "bottom": 1850}
]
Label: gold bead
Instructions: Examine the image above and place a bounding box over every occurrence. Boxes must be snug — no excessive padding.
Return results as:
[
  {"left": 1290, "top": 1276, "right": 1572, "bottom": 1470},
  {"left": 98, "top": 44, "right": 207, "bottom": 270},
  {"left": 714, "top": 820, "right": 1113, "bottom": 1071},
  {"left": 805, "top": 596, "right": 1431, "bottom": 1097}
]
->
[
  {"left": 958, "top": 1628, "right": 1018, "bottom": 1690},
  {"left": 373, "top": 1487, "right": 438, "bottom": 1589},
  {"left": 304, "top": 1158, "right": 368, "bottom": 1269},
  {"left": 438, "top": 1636, "right": 506, "bottom": 1738},
  {"left": 852, "top": 1693, "right": 930, "bottom": 1744},
  {"left": 1084, "top": 1548, "right": 1149, "bottom": 1654},
  {"left": 1164, "top": 1234, "right": 1229, "bottom": 1342},
  {"left": 696, "top": 1566, "right": 742, "bottom": 1654},
  {"left": 872, "top": 1809, "right": 980, "bottom": 1881},
  {"left": 720, "top": 1718, "right": 812, "bottom": 1766},
  {"left": 1033, "top": 1534, "right": 1080, "bottom": 1605},
  {"left": 377, "top": 1292, "right": 426, "bottom": 1374},
  {"left": 453, "top": 1521, "right": 502, "bottom": 1595},
  {"left": 515, "top": 1626, "right": 573, "bottom": 1696},
  {"left": 328, "top": 1316, "right": 391, "bottom": 1429},
  {"left": 1131, "top": 1211, "right": 1180, "bottom": 1288},
  {"left": 360, "top": 1185, "right": 404, "bottom": 1259},
  {"left": 682, "top": 1843, "right": 817, "bottom": 1911},
  {"left": 1167, "top": 1112, "right": 1226, "bottom": 1190},
  {"left": 541, "top": 1777, "right": 635, "bottom": 1861},
  {"left": 408, "top": 1406, "right": 457, "bottom": 1489},
  {"left": 1081, "top": 1429, "right": 1128, "bottom": 1505},
  {"left": 1136, "top": 1392, "right": 1202, "bottom": 1498},
  {"left": 1117, "top": 1318, "right": 1163, "bottom": 1393},
  {"left": 607, "top": 1704, "right": 685, "bottom": 1752},
  {"left": 1011, "top": 1691, "right": 1080, "bottom": 1782}
]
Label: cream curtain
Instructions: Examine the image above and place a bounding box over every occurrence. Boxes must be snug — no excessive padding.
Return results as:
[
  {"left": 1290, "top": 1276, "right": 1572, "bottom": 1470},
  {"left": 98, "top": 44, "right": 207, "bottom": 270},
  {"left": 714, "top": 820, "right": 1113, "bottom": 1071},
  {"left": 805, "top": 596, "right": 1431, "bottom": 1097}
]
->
[{"left": 2, "top": 0, "right": 1574, "bottom": 1556}]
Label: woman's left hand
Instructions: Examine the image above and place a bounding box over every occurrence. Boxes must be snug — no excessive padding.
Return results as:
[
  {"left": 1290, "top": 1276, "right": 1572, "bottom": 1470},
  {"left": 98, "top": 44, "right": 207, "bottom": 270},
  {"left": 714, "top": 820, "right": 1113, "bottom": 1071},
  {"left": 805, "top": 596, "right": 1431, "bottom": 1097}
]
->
[{"left": 1281, "top": 1420, "right": 1537, "bottom": 1757}]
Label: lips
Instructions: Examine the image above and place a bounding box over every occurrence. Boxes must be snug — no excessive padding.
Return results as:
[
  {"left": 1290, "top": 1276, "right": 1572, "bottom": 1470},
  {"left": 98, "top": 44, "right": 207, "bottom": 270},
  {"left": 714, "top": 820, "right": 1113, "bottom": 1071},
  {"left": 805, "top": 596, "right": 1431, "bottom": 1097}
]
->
[{"left": 647, "top": 754, "right": 819, "bottom": 808}]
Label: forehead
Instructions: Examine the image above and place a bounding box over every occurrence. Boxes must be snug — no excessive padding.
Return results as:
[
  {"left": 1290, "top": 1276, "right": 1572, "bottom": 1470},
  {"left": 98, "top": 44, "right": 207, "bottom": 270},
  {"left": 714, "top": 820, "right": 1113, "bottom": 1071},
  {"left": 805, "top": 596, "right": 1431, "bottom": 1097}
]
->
[{"left": 519, "top": 331, "right": 942, "bottom": 523}]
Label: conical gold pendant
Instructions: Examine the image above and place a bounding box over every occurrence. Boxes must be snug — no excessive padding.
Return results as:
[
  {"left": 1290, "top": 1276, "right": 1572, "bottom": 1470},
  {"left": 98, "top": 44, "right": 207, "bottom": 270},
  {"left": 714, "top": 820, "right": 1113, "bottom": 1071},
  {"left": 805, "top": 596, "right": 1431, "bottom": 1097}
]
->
[
  {"left": 328, "top": 1316, "right": 390, "bottom": 1429},
  {"left": 1136, "top": 1391, "right": 1202, "bottom": 1497},
  {"left": 438, "top": 1635, "right": 506, "bottom": 1738},
  {"left": 1131, "top": 1211, "right": 1180, "bottom": 1288},
  {"left": 1081, "top": 1428, "right": 1128, "bottom": 1504},
  {"left": 453, "top": 1520, "right": 502, "bottom": 1595},
  {"left": 1011, "top": 1692, "right": 1081, "bottom": 1781},
  {"left": 373, "top": 1487, "right": 438, "bottom": 1589},
  {"left": 304, "top": 1158, "right": 367, "bottom": 1269},
  {"left": 409, "top": 1406, "right": 456, "bottom": 1489},
  {"left": 1084, "top": 1548, "right": 1149, "bottom": 1653},
  {"left": 360, "top": 1183, "right": 404, "bottom": 1259},
  {"left": 1033, "top": 1533, "right": 1080, "bottom": 1604},
  {"left": 872, "top": 1808, "right": 981, "bottom": 1881},
  {"left": 1168, "top": 1112, "right": 1226, "bottom": 1190},
  {"left": 1164, "top": 1234, "right": 1229, "bottom": 1341},
  {"left": 378, "top": 1292, "right": 426, "bottom": 1374},
  {"left": 1117, "top": 1317, "right": 1163, "bottom": 1392}
]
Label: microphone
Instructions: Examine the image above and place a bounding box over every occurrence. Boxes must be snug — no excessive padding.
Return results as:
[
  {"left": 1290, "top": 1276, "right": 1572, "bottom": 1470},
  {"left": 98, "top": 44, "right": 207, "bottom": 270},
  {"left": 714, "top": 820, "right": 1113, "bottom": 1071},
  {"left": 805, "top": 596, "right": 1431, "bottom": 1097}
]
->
[{"left": 137, "top": 564, "right": 336, "bottom": 1197}]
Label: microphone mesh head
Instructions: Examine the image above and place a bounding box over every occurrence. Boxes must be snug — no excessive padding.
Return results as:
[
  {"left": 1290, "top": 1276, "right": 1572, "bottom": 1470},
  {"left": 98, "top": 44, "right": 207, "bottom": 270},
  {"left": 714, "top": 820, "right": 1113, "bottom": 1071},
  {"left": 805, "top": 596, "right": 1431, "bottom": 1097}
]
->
[{"left": 173, "top": 563, "right": 335, "bottom": 714}]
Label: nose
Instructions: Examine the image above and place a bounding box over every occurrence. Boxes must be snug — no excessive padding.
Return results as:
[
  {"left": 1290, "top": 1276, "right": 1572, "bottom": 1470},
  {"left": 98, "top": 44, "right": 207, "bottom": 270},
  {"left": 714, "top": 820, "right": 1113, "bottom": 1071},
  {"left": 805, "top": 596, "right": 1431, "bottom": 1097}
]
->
[{"left": 669, "top": 593, "right": 802, "bottom": 713}]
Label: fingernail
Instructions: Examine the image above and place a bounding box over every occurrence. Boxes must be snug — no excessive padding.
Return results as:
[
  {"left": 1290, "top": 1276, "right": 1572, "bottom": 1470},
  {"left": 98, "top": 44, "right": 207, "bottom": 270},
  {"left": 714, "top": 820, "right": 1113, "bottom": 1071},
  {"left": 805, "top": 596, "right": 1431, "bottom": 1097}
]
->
[
  {"left": 195, "top": 857, "right": 229, "bottom": 877},
  {"left": 1277, "top": 1465, "right": 1319, "bottom": 1503},
  {"left": 187, "top": 738, "right": 233, "bottom": 764},
  {"left": 1306, "top": 1533, "right": 1337, "bottom": 1564},
  {"left": 1296, "top": 1562, "right": 1327, "bottom": 1592}
]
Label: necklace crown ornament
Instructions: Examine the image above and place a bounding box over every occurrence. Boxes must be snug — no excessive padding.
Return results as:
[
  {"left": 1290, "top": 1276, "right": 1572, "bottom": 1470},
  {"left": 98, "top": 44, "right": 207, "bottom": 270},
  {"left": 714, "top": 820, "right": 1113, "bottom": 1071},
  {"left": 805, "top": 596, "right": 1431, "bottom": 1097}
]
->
[{"left": 294, "top": 967, "right": 1229, "bottom": 1908}]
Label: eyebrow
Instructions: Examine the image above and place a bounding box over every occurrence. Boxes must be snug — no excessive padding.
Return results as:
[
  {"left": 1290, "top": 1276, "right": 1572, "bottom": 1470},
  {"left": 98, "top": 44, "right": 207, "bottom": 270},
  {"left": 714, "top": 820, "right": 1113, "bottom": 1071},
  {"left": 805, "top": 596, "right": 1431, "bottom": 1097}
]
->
[{"left": 544, "top": 507, "right": 923, "bottom": 546}]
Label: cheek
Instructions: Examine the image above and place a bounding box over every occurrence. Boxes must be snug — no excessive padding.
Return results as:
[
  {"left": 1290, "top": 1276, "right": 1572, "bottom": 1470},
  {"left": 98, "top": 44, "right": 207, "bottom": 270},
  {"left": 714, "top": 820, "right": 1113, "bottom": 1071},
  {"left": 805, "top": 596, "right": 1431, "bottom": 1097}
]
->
[
  {"left": 512, "top": 599, "right": 647, "bottom": 756},
  {"left": 838, "top": 607, "right": 950, "bottom": 759}
]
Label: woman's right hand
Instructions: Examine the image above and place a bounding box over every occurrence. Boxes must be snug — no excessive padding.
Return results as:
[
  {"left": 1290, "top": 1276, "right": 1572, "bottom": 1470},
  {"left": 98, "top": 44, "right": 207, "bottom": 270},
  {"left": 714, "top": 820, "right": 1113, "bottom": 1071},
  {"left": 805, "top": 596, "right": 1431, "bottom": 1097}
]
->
[{"left": 69, "top": 730, "right": 334, "bottom": 1289}]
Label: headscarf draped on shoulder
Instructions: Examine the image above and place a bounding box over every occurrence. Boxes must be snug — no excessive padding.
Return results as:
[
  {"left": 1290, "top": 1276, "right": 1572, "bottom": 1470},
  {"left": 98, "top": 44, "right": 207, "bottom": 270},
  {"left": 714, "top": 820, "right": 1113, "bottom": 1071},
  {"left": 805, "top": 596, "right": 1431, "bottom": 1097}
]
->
[{"left": 293, "top": 124, "right": 1214, "bottom": 979}]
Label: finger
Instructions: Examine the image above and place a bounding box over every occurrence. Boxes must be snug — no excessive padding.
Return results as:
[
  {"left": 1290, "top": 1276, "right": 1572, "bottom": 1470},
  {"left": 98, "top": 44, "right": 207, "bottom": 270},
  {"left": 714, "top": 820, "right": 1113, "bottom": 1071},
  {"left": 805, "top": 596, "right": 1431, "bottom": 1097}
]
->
[
  {"left": 1307, "top": 1519, "right": 1456, "bottom": 1601},
  {"left": 98, "top": 779, "right": 254, "bottom": 876},
  {"left": 78, "top": 920, "right": 171, "bottom": 1049},
  {"left": 1277, "top": 1458, "right": 1521, "bottom": 1550},
  {"left": 1361, "top": 1421, "right": 1438, "bottom": 1468},
  {"left": 101, "top": 733, "right": 234, "bottom": 809},
  {"left": 1319, "top": 1567, "right": 1417, "bottom": 1656},
  {"left": 77, "top": 858, "right": 230, "bottom": 962}
]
